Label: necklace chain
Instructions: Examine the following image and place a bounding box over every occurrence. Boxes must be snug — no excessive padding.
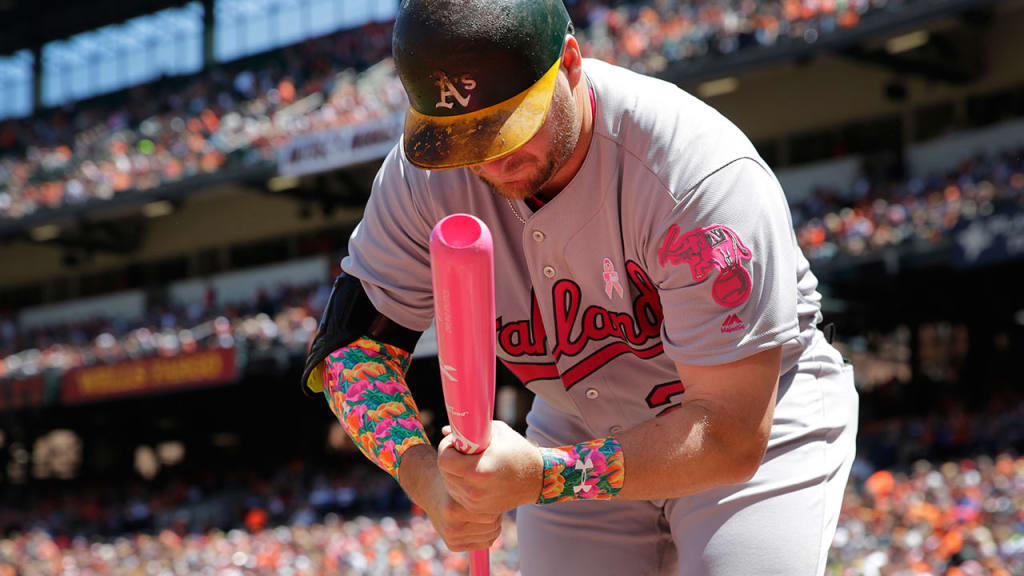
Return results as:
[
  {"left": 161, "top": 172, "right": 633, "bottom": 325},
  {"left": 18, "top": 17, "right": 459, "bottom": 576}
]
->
[{"left": 506, "top": 197, "right": 527, "bottom": 225}]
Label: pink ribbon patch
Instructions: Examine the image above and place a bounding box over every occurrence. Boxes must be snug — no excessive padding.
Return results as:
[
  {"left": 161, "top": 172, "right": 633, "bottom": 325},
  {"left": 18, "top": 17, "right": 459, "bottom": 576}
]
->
[{"left": 602, "top": 258, "right": 624, "bottom": 299}]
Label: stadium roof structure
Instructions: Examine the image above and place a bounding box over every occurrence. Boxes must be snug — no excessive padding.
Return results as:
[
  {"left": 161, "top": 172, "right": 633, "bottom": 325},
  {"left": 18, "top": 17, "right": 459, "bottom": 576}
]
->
[{"left": 0, "top": 0, "right": 198, "bottom": 56}]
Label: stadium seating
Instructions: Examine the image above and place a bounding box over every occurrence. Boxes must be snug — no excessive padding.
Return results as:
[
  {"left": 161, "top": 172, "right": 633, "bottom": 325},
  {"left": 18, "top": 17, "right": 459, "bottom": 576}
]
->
[
  {"left": 0, "top": 450, "right": 1020, "bottom": 575},
  {"left": 2, "top": 3, "right": 1021, "bottom": 576},
  {"left": 1, "top": 0, "right": 921, "bottom": 222},
  {"left": 793, "top": 146, "right": 1024, "bottom": 260},
  {"left": 0, "top": 21, "right": 399, "bottom": 221}
]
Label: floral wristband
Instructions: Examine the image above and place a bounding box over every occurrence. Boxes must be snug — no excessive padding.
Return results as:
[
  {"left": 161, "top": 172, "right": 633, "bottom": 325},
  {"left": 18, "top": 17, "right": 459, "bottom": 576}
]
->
[
  {"left": 537, "top": 437, "right": 625, "bottom": 505},
  {"left": 322, "top": 337, "right": 430, "bottom": 480}
]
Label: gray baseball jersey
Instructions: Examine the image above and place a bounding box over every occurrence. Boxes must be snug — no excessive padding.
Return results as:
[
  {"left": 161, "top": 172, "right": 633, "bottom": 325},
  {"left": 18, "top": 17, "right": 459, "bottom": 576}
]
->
[
  {"left": 343, "top": 58, "right": 857, "bottom": 575},
  {"left": 343, "top": 58, "right": 833, "bottom": 430}
]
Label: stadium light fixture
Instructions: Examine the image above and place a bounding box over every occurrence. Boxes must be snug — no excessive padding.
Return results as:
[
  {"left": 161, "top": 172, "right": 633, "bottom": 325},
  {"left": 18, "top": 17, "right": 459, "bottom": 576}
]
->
[
  {"left": 29, "top": 224, "right": 60, "bottom": 242},
  {"left": 697, "top": 77, "right": 739, "bottom": 99},
  {"left": 886, "top": 30, "right": 929, "bottom": 55},
  {"left": 267, "top": 176, "right": 301, "bottom": 192},
  {"left": 142, "top": 200, "right": 175, "bottom": 218}
]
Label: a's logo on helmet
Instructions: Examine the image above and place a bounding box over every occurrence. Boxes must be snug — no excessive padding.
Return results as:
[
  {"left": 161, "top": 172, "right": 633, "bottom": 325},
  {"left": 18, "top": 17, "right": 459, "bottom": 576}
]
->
[{"left": 433, "top": 72, "right": 477, "bottom": 110}]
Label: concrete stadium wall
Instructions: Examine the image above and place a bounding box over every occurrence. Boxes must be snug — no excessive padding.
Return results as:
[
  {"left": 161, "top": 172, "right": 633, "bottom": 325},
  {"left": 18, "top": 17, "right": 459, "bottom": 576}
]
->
[
  {"left": 775, "top": 155, "right": 864, "bottom": 203},
  {"left": 0, "top": 183, "right": 362, "bottom": 290},
  {"left": 18, "top": 290, "right": 146, "bottom": 329},
  {"left": 907, "top": 117, "right": 1024, "bottom": 176},
  {"left": 16, "top": 255, "right": 333, "bottom": 329},
  {"left": 168, "top": 255, "right": 330, "bottom": 308}
]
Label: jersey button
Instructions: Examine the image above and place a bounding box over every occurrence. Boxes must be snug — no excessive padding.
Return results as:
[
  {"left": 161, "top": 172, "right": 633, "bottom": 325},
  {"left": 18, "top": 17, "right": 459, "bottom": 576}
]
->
[
  {"left": 609, "top": 425, "right": 624, "bottom": 434},
  {"left": 585, "top": 388, "right": 599, "bottom": 400},
  {"left": 532, "top": 230, "right": 545, "bottom": 242},
  {"left": 542, "top": 266, "right": 556, "bottom": 278}
]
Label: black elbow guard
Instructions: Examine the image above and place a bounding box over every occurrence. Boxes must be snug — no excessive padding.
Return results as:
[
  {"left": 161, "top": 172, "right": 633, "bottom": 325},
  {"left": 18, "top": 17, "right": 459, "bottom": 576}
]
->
[{"left": 301, "top": 273, "right": 422, "bottom": 397}]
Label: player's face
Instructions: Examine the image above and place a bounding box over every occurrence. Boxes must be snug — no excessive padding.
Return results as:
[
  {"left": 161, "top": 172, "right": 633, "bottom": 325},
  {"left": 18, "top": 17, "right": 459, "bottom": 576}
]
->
[{"left": 470, "top": 76, "right": 579, "bottom": 201}]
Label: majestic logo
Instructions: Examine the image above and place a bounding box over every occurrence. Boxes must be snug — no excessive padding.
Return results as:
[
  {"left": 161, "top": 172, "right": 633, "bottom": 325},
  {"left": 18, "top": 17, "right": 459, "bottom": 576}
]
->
[
  {"left": 496, "top": 261, "right": 664, "bottom": 390},
  {"left": 720, "top": 313, "right": 746, "bottom": 333},
  {"left": 434, "top": 72, "right": 477, "bottom": 110},
  {"left": 602, "top": 258, "right": 624, "bottom": 299},
  {"left": 658, "top": 224, "right": 753, "bottom": 308}
]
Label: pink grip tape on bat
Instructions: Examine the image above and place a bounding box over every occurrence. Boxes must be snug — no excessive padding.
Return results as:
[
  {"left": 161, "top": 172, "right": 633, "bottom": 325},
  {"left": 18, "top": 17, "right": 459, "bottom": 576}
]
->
[{"left": 430, "top": 213, "right": 496, "bottom": 576}]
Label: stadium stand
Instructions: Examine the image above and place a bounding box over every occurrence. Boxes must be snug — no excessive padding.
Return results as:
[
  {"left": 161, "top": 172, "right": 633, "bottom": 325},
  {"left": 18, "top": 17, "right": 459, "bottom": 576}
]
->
[
  {"left": 0, "top": 451, "right": 1021, "bottom": 574},
  {"left": 2, "top": 1, "right": 1023, "bottom": 575},
  {"left": 0, "top": 142, "right": 1019, "bottom": 377},
  {"left": 569, "top": 0, "right": 912, "bottom": 75},
  {"left": 0, "top": 0, "right": 939, "bottom": 225},
  {"left": 793, "top": 145, "right": 1024, "bottom": 260},
  {"left": 0, "top": 21, "right": 400, "bottom": 222}
]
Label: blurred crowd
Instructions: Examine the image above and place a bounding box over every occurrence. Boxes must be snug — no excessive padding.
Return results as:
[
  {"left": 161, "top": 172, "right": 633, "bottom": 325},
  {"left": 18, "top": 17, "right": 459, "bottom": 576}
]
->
[
  {"left": 0, "top": 458, "right": 412, "bottom": 543},
  {"left": 0, "top": 22, "right": 401, "bottom": 221},
  {"left": 571, "top": 0, "right": 906, "bottom": 75},
  {"left": 793, "top": 148, "right": 1024, "bottom": 260},
  {"left": 830, "top": 453, "right": 1024, "bottom": 575},
  {"left": 0, "top": 0, "right": 918, "bottom": 221},
  {"left": 0, "top": 517, "right": 523, "bottom": 576},
  {"left": 0, "top": 282, "right": 329, "bottom": 381},
  {"left": 0, "top": 450, "right": 1020, "bottom": 575},
  {"left": 0, "top": 455, "right": 522, "bottom": 576}
]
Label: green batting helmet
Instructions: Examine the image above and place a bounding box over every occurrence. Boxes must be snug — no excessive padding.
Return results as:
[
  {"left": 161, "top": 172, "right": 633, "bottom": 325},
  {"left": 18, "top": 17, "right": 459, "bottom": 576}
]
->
[{"left": 393, "top": 0, "right": 573, "bottom": 170}]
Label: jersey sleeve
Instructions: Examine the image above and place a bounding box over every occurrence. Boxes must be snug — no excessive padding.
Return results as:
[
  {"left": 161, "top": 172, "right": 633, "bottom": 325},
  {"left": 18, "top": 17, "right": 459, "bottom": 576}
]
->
[
  {"left": 341, "top": 145, "right": 436, "bottom": 332},
  {"left": 648, "top": 157, "right": 800, "bottom": 366}
]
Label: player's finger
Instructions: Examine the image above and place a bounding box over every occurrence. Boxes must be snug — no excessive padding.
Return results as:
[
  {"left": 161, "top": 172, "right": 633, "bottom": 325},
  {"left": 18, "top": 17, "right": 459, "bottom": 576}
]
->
[
  {"left": 462, "top": 539, "right": 497, "bottom": 553},
  {"left": 437, "top": 440, "right": 477, "bottom": 477},
  {"left": 436, "top": 435, "right": 462, "bottom": 476},
  {"left": 437, "top": 432, "right": 454, "bottom": 453},
  {"left": 447, "top": 501, "right": 500, "bottom": 525},
  {"left": 450, "top": 531, "right": 500, "bottom": 553},
  {"left": 449, "top": 518, "right": 499, "bottom": 537},
  {"left": 447, "top": 540, "right": 485, "bottom": 553},
  {"left": 442, "top": 425, "right": 452, "bottom": 436},
  {"left": 466, "top": 524, "right": 502, "bottom": 550}
]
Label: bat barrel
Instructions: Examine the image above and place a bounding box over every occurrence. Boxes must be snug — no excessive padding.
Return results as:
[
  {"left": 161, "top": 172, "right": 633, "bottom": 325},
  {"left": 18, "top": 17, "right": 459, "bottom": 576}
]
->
[
  {"left": 430, "top": 214, "right": 496, "bottom": 454},
  {"left": 430, "top": 213, "right": 497, "bottom": 576}
]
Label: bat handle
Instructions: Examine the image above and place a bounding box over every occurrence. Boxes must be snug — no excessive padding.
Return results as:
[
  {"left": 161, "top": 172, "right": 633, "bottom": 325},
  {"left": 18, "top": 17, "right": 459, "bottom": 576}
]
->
[{"left": 470, "top": 549, "right": 490, "bottom": 576}]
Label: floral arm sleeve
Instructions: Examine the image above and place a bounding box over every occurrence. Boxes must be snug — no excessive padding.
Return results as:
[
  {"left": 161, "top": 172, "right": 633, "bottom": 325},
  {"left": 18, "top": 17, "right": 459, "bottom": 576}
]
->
[
  {"left": 322, "top": 337, "right": 430, "bottom": 480},
  {"left": 537, "top": 437, "right": 625, "bottom": 505}
]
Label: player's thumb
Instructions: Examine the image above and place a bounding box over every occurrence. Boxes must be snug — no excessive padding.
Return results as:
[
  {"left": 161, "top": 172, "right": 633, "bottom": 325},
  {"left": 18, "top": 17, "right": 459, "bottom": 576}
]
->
[{"left": 437, "top": 436, "right": 481, "bottom": 478}]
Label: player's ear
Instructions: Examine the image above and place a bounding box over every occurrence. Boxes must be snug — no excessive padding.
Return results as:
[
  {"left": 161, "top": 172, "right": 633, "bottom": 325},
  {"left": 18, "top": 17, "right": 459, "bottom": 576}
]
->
[{"left": 562, "top": 35, "right": 583, "bottom": 87}]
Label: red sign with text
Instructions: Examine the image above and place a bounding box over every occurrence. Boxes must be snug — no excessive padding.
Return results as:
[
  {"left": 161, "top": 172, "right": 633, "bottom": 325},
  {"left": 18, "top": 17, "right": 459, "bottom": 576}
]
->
[{"left": 61, "top": 347, "right": 237, "bottom": 404}]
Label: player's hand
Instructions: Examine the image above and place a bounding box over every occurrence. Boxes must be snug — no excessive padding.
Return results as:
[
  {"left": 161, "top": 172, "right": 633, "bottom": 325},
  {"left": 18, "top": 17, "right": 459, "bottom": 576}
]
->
[
  {"left": 420, "top": 464, "right": 503, "bottom": 552},
  {"left": 437, "top": 420, "right": 544, "bottom": 515}
]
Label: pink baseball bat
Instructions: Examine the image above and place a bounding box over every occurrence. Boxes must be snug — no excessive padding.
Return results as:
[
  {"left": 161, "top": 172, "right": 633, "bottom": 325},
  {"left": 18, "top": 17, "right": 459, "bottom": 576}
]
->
[{"left": 430, "top": 213, "right": 496, "bottom": 576}]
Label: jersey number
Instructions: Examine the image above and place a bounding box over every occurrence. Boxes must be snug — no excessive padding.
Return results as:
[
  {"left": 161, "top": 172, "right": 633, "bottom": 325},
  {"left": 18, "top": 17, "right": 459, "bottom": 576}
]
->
[{"left": 646, "top": 381, "right": 685, "bottom": 416}]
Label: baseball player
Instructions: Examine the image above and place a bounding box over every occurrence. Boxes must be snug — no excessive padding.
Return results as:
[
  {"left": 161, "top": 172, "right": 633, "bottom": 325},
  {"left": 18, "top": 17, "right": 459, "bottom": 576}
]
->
[{"left": 300, "top": 0, "right": 859, "bottom": 574}]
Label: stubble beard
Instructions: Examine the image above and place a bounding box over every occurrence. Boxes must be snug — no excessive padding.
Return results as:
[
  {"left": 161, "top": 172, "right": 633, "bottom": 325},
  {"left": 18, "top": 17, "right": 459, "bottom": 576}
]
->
[{"left": 476, "top": 86, "right": 580, "bottom": 202}]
